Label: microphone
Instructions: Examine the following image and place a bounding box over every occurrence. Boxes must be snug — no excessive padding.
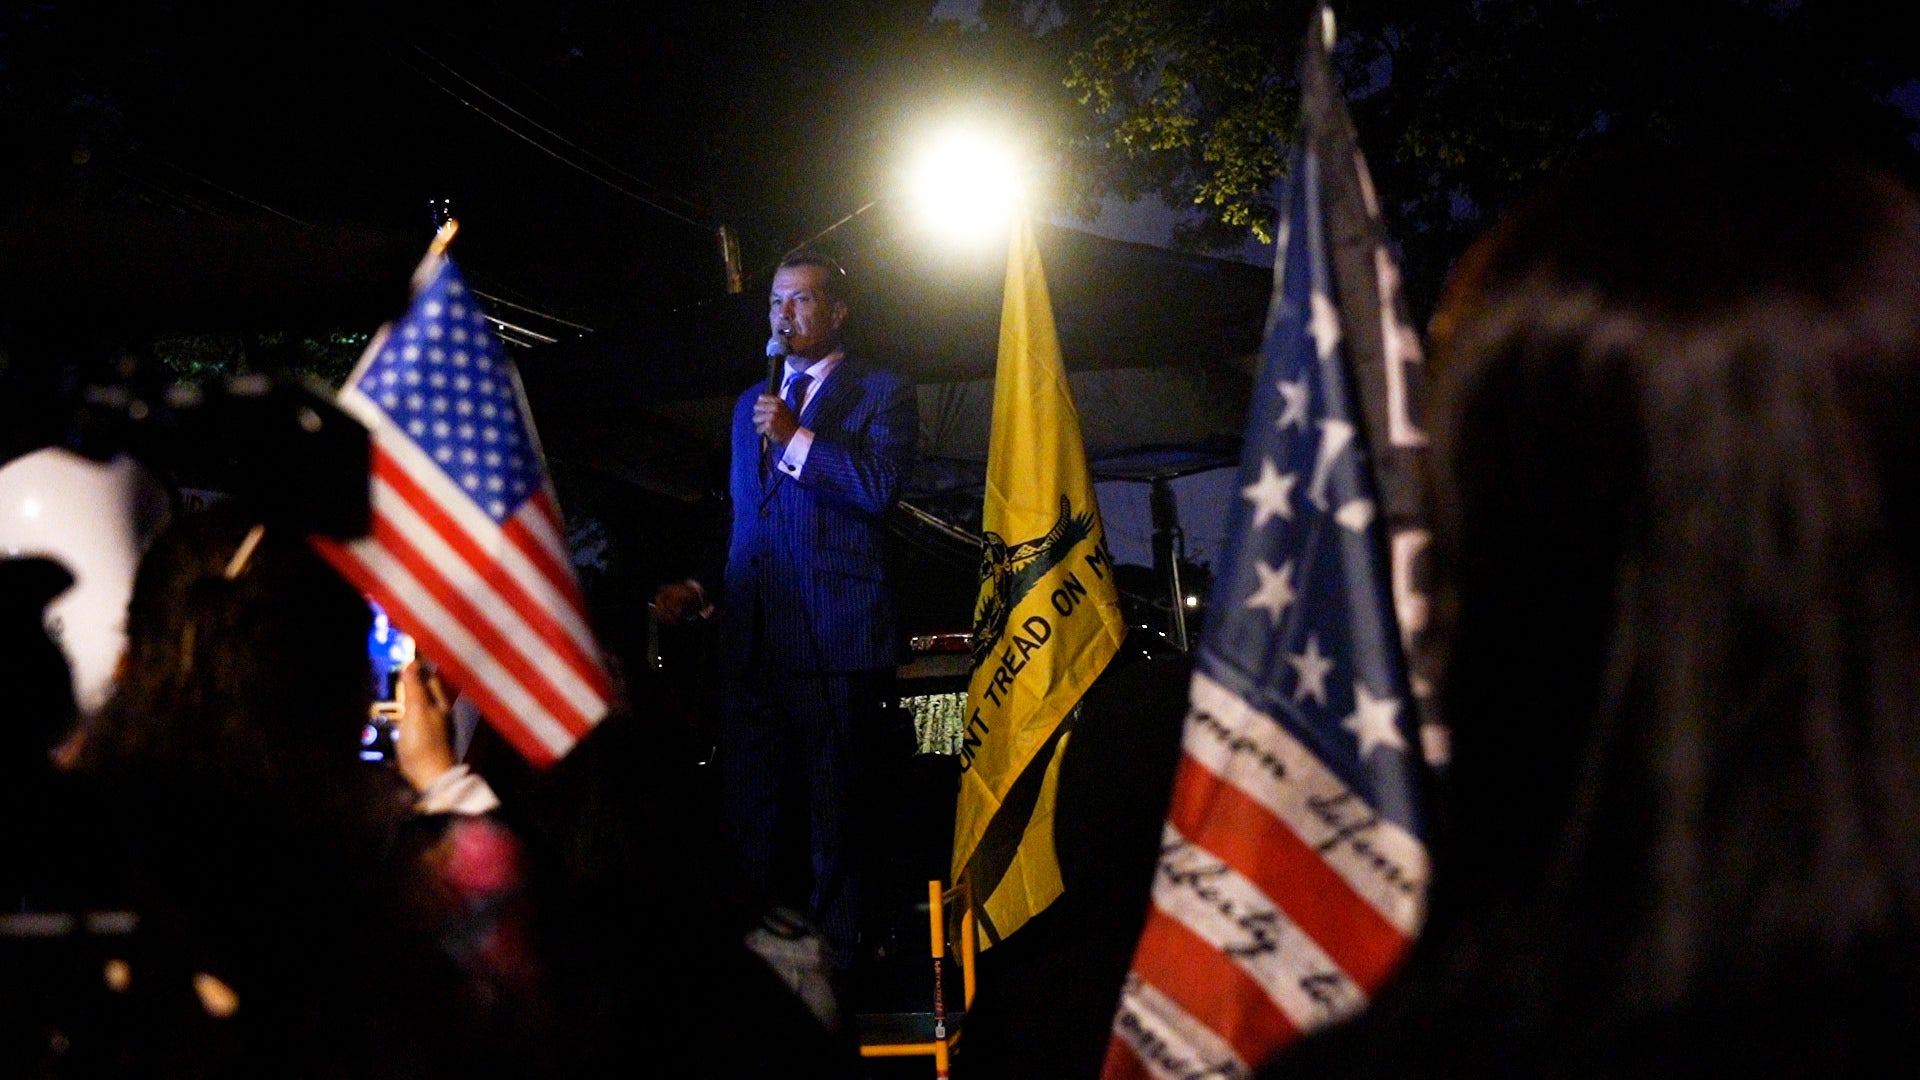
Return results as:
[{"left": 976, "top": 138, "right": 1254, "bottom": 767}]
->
[{"left": 766, "top": 328, "right": 792, "bottom": 397}]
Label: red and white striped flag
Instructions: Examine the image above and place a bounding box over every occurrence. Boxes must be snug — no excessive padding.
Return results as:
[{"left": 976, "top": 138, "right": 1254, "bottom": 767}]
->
[
  {"left": 1102, "top": 7, "right": 1436, "bottom": 1076},
  {"left": 315, "top": 249, "right": 610, "bottom": 766}
]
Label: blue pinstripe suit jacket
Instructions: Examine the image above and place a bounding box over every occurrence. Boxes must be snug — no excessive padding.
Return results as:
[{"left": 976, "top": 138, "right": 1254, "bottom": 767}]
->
[{"left": 720, "top": 357, "right": 919, "bottom": 675}]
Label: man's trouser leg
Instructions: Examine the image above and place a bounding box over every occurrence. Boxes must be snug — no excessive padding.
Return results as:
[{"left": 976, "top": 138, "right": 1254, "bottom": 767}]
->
[{"left": 717, "top": 671, "right": 790, "bottom": 902}]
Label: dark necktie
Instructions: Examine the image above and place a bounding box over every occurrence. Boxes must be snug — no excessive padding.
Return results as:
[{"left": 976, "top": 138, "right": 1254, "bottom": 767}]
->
[{"left": 784, "top": 371, "right": 813, "bottom": 417}]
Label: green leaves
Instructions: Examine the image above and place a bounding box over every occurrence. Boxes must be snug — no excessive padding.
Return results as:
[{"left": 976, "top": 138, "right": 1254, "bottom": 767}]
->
[
  {"left": 1053, "top": 0, "right": 1920, "bottom": 315},
  {"left": 152, "top": 330, "right": 372, "bottom": 389}
]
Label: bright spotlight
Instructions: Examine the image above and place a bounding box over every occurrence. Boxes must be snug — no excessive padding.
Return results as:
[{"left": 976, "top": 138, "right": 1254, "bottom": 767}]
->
[{"left": 907, "top": 128, "right": 1025, "bottom": 243}]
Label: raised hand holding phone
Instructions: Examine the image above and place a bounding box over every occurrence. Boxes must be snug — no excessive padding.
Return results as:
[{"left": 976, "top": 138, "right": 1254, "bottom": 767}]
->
[{"left": 395, "top": 658, "right": 459, "bottom": 794}]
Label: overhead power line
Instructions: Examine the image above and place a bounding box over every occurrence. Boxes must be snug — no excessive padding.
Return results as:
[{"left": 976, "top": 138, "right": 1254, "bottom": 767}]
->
[
  {"left": 786, "top": 199, "right": 881, "bottom": 264},
  {"left": 411, "top": 46, "right": 706, "bottom": 218},
  {"left": 485, "top": 314, "right": 559, "bottom": 344},
  {"left": 108, "top": 165, "right": 231, "bottom": 221},
  {"left": 396, "top": 49, "right": 710, "bottom": 231},
  {"left": 146, "top": 156, "right": 313, "bottom": 227},
  {"left": 666, "top": 196, "right": 887, "bottom": 316},
  {"left": 471, "top": 287, "right": 596, "bottom": 334}
]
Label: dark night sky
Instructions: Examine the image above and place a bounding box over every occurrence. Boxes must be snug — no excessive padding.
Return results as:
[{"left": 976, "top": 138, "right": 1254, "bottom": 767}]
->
[
  {"left": 7, "top": 0, "right": 1920, "bottom": 604},
  {"left": 1, "top": 0, "right": 959, "bottom": 334},
  {"left": 7, "top": 0, "right": 1920, "bottom": 383}
]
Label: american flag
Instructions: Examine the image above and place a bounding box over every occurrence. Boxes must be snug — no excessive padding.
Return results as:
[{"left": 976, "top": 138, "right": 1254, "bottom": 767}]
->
[
  {"left": 1103, "top": 9, "right": 1435, "bottom": 1077},
  {"left": 315, "top": 253, "right": 610, "bottom": 766}
]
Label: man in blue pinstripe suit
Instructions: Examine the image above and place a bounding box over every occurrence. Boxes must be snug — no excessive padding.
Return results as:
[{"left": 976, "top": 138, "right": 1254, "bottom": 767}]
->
[{"left": 659, "top": 250, "right": 919, "bottom": 966}]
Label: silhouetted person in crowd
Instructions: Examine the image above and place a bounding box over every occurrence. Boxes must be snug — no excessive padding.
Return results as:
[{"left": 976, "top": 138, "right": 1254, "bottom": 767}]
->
[
  {"left": 1260, "top": 154, "right": 1920, "bottom": 1079},
  {"left": 0, "top": 558, "right": 84, "bottom": 900},
  {"left": 75, "top": 504, "right": 542, "bottom": 1078},
  {"left": 1, "top": 556, "right": 138, "bottom": 1076}
]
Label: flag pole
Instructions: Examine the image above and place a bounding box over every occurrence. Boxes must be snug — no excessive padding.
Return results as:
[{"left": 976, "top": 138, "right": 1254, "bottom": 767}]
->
[{"left": 428, "top": 217, "right": 460, "bottom": 259}]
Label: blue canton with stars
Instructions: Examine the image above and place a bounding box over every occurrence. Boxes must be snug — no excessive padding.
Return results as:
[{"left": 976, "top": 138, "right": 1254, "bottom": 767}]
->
[
  {"left": 1197, "top": 147, "right": 1422, "bottom": 837},
  {"left": 354, "top": 259, "right": 539, "bottom": 523}
]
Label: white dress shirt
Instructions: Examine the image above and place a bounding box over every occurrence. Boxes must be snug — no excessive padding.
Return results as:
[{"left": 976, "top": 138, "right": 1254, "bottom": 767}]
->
[{"left": 775, "top": 350, "right": 844, "bottom": 478}]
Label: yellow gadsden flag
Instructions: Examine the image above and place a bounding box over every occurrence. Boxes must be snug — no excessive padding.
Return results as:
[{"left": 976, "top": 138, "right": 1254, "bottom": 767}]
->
[{"left": 952, "top": 218, "right": 1127, "bottom": 948}]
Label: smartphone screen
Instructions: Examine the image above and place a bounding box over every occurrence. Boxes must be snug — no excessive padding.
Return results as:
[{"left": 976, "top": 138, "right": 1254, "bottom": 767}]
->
[
  {"left": 363, "top": 600, "right": 414, "bottom": 762},
  {"left": 368, "top": 601, "right": 415, "bottom": 701}
]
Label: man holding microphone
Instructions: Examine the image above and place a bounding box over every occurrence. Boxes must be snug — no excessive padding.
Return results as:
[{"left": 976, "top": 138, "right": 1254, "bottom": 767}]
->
[{"left": 656, "top": 250, "right": 919, "bottom": 969}]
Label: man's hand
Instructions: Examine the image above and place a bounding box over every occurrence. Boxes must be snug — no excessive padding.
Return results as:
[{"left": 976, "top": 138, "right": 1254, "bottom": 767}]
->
[
  {"left": 652, "top": 580, "right": 710, "bottom": 625},
  {"left": 753, "top": 393, "right": 800, "bottom": 446},
  {"left": 395, "top": 659, "right": 458, "bottom": 794}
]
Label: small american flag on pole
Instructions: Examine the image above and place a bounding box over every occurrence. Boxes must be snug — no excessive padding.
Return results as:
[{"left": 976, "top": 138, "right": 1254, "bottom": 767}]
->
[
  {"left": 315, "top": 247, "right": 610, "bottom": 766},
  {"left": 1103, "top": 7, "right": 1436, "bottom": 1076}
]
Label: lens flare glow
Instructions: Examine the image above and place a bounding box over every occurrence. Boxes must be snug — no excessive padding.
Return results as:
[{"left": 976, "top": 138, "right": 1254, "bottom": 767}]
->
[{"left": 907, "top": 128, "right": 1025, "bottom": 243}]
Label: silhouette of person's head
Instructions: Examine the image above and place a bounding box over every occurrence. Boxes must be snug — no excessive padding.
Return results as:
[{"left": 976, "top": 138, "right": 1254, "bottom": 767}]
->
[
  {"left": 0, "top": 558, "right": 75, "bottom": 783},
  {"left": 1266, "top": 155, "right": 1920, "bottom": 1079},
  {"left": 78, "top": 501, "right": 378, "bottom": 807}
]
